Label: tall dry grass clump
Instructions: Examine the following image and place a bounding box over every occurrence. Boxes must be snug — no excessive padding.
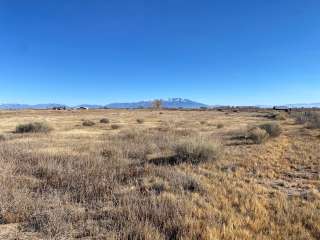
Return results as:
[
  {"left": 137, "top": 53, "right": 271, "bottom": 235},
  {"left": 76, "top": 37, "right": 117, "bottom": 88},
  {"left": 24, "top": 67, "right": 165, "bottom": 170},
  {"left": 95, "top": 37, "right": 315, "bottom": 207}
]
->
[
  {"left": 259, "top": 122, "right": 282, "bottom": 137},
  {"left": 268, "top": 112, "right": 287, "bottom": 120},
  {"left": 234, "top": 123, "right": 282, "bottom": 145},
  {"left": 15, "top": 122, "right": 51, "bottom": 133},
  {"left": 248, "top": 127, "right": 269, "bottom": 144},
  {"left": 274, "top": 112, "right": 287, "bottom": 120},
  {"left": 173, "top": 137, "right": 221, "bottom": 164},
  {"left": 292, "top": 111, "right": 320, "bottom": 128},
  {"left": 308, "top": 112, "right": 320, "bottom": 129},
  {"left": 293, "top": 112, "right": 310, "bottom": 124}
]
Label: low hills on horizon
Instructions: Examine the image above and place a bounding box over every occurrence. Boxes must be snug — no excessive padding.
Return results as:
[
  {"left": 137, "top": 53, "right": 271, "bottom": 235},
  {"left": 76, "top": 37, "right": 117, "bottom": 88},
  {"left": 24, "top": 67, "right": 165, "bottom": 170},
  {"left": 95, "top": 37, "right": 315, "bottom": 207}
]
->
[
  {"left": 0, "top": 98, "right": 320, "bottom": 110},
  {"left": 0, "top": 98, "right": 207, "bottom": 110}
]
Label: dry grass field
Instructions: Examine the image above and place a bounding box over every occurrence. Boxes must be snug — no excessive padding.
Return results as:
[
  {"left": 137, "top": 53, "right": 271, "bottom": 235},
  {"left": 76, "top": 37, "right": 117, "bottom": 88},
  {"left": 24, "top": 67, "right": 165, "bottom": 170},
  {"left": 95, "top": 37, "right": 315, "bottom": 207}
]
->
[{"left": 0, "top": 109, "right": 319, "bottom": 239}]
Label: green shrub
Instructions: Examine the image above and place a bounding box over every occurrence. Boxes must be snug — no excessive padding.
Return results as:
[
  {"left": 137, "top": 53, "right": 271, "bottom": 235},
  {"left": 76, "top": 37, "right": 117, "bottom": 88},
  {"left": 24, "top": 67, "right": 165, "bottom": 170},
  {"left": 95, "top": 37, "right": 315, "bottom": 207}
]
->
[
  {"left": 259, "top": 122, "right": 282, "bottom": 137},
  {"left": 15, "top": 122, "right": 51, "bottom": 133},
  {"left": 82, "top": 120, "right": 95, "bottom": 126}
]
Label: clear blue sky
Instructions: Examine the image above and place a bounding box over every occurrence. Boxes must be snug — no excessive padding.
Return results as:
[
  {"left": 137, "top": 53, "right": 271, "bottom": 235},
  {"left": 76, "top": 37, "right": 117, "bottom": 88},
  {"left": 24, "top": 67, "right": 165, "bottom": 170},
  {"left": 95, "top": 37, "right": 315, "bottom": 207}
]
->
[{"left": 0, "top": 0, "right": 319, "bottom": 105}]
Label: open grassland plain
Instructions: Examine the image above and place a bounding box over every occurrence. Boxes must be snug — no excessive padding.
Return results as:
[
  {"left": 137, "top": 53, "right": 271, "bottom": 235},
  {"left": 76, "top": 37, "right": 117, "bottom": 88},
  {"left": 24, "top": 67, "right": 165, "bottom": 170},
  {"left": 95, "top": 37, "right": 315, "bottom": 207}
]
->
[{"left": 0, "top": 109, "right": 319, "bottom": 239}]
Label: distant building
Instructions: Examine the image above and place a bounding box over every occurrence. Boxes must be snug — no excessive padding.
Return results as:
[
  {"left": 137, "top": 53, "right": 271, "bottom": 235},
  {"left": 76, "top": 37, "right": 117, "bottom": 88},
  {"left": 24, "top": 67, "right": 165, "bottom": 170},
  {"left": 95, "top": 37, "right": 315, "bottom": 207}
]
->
[
  {"left": 273, "top": 106, "right": 291, "bottom": 112},
  {"left": 52, "top": 106, "right": 66, "bottom": 110}
]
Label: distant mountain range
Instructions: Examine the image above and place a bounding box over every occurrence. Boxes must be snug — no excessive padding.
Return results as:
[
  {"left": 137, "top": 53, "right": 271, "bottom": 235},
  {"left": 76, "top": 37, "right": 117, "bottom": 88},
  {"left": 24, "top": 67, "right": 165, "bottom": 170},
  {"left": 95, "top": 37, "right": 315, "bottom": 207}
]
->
[
  {"left": 1, "top": 99, "right": 319, "bottom": 110},
  {"left": 0, "top": 98, "right": 208, "bottom": 110},
  {"left": 256, "top": 103, "right": 320, "bottom": 108},
  {"left": 285, "top": 103, "right": 320, "bottom": 108},
  {"left": 105, "top": 98, "right": 208, "bottom": 109},
  {"left": 0, "top": 103, "right": 67, "bottom": 110}
]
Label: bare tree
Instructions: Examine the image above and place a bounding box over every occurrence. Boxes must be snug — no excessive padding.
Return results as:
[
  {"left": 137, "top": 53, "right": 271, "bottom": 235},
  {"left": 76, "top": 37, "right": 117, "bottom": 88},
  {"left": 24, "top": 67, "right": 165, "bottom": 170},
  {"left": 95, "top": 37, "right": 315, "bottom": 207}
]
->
[{"left": 152, "top": 99, "right": 162, "bottom": 109}]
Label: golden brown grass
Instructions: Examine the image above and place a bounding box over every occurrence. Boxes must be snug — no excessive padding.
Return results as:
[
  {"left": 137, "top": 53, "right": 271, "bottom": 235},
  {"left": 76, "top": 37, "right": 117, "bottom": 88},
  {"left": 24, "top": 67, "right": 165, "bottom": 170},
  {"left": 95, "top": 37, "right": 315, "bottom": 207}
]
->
[{"left": 0, "top": 109, "right": 319, "bottom": 239}]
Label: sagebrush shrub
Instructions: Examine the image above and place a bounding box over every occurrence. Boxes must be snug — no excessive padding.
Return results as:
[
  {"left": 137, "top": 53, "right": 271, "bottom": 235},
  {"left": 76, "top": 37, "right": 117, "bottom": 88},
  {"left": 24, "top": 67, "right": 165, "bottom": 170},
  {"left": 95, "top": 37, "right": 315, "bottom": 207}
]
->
[
  {"left": 82, "top": 120, "right": 95, "bottom": 126},
  {"left": 259, "top": 122, "right": 282, "bottom": 137},
  {"left": 15, "top": 122, "right": 51, "bottom": 133},
  {"left": 136, "top": 119, "right": 144, "bottom": 124},
  {"left": 100, "top": 118, "right": 110, "bottom": 124},
  {"left": 248, "top": 127, "right": 269, "bottom": 144},
  {"left": 217, "top": 123, "right": 224, "bottom": 129},
  {"left": 274, "top": 113, "right": 287, "bottom": 120},
  {"left": 173, "top": 137, "right": 221, "bottom": 164},
  {"left": 111, "top": 124, "right": 120, "bottom": 129}
]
